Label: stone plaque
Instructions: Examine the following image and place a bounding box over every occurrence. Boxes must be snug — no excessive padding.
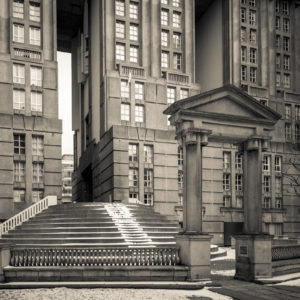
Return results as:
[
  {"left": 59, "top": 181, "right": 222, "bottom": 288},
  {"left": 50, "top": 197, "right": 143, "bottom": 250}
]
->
[{"left": 239, "top": 245, "right": 248, "bottom": 256}]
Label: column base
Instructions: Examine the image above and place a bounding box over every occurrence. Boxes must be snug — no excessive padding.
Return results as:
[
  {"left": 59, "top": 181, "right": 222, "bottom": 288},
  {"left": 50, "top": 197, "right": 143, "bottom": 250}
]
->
[
  {"left": 176, "top": 233, "right": 212, "bottom": 281},
  {"left": 235, "top": 234, "right": 273, "bottom": 281}
]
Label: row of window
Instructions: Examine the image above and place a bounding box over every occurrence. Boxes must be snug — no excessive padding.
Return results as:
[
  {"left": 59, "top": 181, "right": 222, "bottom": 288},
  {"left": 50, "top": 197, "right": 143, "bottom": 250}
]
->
[
  {"left": 121, "top": 103, "right": 144, "bottom": 122},
  {"left": 115, "top": 0, "right": 139, "bottom": 19},
  {"left": 129, "top": 144, "right": 153, "bottom": 163},
  {"left": 223, "top": 152, "right": 243, "bottom": 170},
  {"left": 276, "top": 54, "right": 290, "bottom": 71},
  {"left": 241, "top": 65, "right": 257, "bottom": 83},
  {"left": 121, "top": 80, "right": 143, "bottom": 99},
  {"left": 14, "top": 161, "right": 43, "bottom": 183},
  {"left": 241, "top": 47, "right": 257, "bottom": 64},
  {"left": 240, "top": 8, "right": 257, "bottom": 26},
  {"left": 13, "top": 89, "right": 42, "bottom": 112},
  {"left": 116, "top": 42, "right": 139, "bottom": 63},
  {"left": 275, "top": 35, "right": 290, "bottom": 52},
  {"left": 129, "top": 168, "right": 153, "bottom": 188},
  {"left": 14, "top": 189, "right": 43, "bottom": 203},
  {"left": 14, "top": 134, "right": 43, "bottom": 156},
  {"left": 162, "top": 30, "right": 182, "bottom": 49},
  {"left": 161, "top": 0, "right": 181, "bottom": 7},
  {"left": 275, "top": 16, "right": 290, "bottom": 33},
  {"left": 13, "top": 63, "right": 42, "bottom": 86},
  {"left": 285, "top": 123, "right": 300, "bottom": 140},
  {"left": 285, "top": 104, "right": 300, "bottom": 120},
  {"left": 161, "top": 9, "right": 181, "bottom": 28},
  {"left": 13, "top": 23, "right": 41, "bottom": 46},
  {"left": 116, "top": 21, "right": 139, "bottom": 41},
  {"left": 275, "top": 0, "right": 290, "bottom": 16},
  {"left": 240, "top": 0, "right": 256, "bottom": 7},
  {"left": 129, "top": 192, "right": 153, "bottom": 206},
  {"left": 12, "top": 0, "right": 40, "bottom": 22},
  {"left": 161, "top": 51, "right": 182, "bottom": 70},
  {"left": 276, "top": 72, "right": 291, "bottom": 89}
]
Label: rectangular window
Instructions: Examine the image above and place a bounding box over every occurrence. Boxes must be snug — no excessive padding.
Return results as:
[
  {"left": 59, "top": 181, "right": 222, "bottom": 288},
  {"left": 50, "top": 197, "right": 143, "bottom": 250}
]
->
[
  {"left": 241, "top": 27, "right": 247, "bottom": 42},
  {"left": 129, "top": 24, "right": 138, "bottom": 41},
  {"left": 144, "top": 169, "right": 153, "bottom": 188},
  {"left": 241, "top": 65, "right": 247, "bottom": 81},
  {"left": 275, "top": 198, "right": 282, "bottom": 209},
  {"left": 116, "top": 21, "right": 125, "bottom": 39},
  {"left": 285, "top": 123, "right": 291, "bottom": 139},
  {"left": 236, "top": 197, "right": 243, "bottom": 208},
  {"left": 235, "top": 174, "right": 243, "bottom": 192},
  {"left": 282, "top": 1, "right": 289, "bottom": 15},
  {"left": 14, "top": 134, "right": 25, "bottom": 155},
  {"left": 31, "top": 91, "right": 42, "bottom": 112},
  {"left": 173, "top": 0, "right": 181, "bottom": 7},
  {"left": 249, "top": 10, "right": 256, "bottom": 25},
  {"left": 13, "top": 189, "right": 25, "bottom": 202},
  {"left": 276, "top": 54, "right": 281, "bottom": 69},
  {"left": 223, "top": 174, "right": 231, "bottom": 191},
  {"left": 250, "top": 48, "right": 257, "bottom": 63},
  {"left": 13, "top": 24, "right": 24, "bottom": 43},
  {"left": 296, "top": 106, "right": 300, "bottom": 121},
  {"left": 283, "top": 18, "right": 290, "bottom": 32},
  {"left": 32, "top": 135, "right": 43, "bottom": 156},
  {"left": 275, "top": 156, "right": 282, "bottom": 172},
  {"left": 121, "top": 103, "right": 130, "bottom": 121},
  {"left": 178, "top": 147, "right": 183, "bottom": 165},
  {"left": 135, "top": 82, "right": 144, "bottom": 100},
  {"left": 32, "top": 190, "right": 43, "bottom": 203},
  {"left": 161, "top": 51, "right": 169, "bottom": 68},
  {"left": 241, "top": 8, "right": 246, "bottom": 23},
  {"left": 161, "top": 0, "right": 169, "bottom": 4},
  {"left": 178, "top": 170, "right": 183, "bottom": 190},
  {"left": 129, "top": 192, "right": 139, "bottom": 203},
  {"left": 30, "top": 66, "right": 42, "bottom": 86},
  {"left": 249, "top": 0, "right": 256, "bottom": 7},
  {"left": 173, "top": 53, "right": 182, "bottom": 70},
  {"left": 275, "top": 177, "right": 282, "bottom": 194},
  {"left": 276, "top": 72, "right": 281, "bottom": 87},
  {"left": 129, "top": 144, "right": 138, "bottom": 162},
  {"left": 295, "top": 124, "right": 300, "bottom": 140},
  {"left": 161, "top": 9, "right": 169, "bottom": 26},
  {"left": 180, "top": 88, "right": 188, "bottom": 100},
  {"left": 250, "top": 29, "right": 256, "bottom": 44},
  {"left": 29, "top": 2, "right": 40, "bottom": 22},
  {"left": 275, "top": 0, "right": 280, "bottom": 13},
  {"left": 263, "top": 155, "right": 271, "bottom": 172},
  {"left": 116, "top": 0, "right": 125, "bottom": 16},
  {"left": 276, "top": 16, "right": 280, "bottom": 30},
  {"left": 263, "top": 197, "right": 271, "bottom": 209},
  {"left": 33, "top": 162, "right": 43, "bottom": 183},
  {"left": 285, "top": 104, "right": 291, "bottom": 119},
  {"left": 235, "top": 153, "right": 243, "bottom": 169},
  {"left": 276, "top": 35, "right": 281, "bottom": 49},
  {"left": 135, "top": 105, "right": 144, "bottom": 122},
  {"left": 121, "top": 80, "right": 130, "bottom": 98},
  {"left": 129, "top": 2, "right": 138, "bottom": 19},
  {"left": 250, "top": 67, "right": 257, "bottom": 83},
  {"left": 14, "top": 162, "right": 25, "bottom": 182},
  {"left": 13, "top": 89, "right": 25, "bottom": 110},
  {"left": 13, "top": 0, "right": 24, "bottom": 19},
  {"left": 283, "top": 55, "right": 290, "bottom": 70},
  {"left": 173, "top": 32, "right": 182, "bottom": 49},
  {"left": 223, "top": 196, "right": 231, "bottom": 208},
  {"left": 263, "top": 176, "right": 271, "bottom": 193},
  {"left": 173, "top": 11, "right": 181, "bottom": 28},
  {"left": 284, "top": 73, "right": 290, "bottom": 88},
  {"left": 241, "top": 46, "right": 247, "bottom": 62},
  {"left": 144, "top": 193, "right": 153, "bottom": 206},
  {"left": 13, "top": 63, "right": 25, "bottom": 84},
  {"left": 144, "top": 145, "right": 153, "bottom": 164},
  {"left": 129, "top": 45, "right": 139, "bottom": 63},
  {"left": 161, "top": 30, "right": 169, "bottom": 47},
  {"left": 223, "top": 152, "right": 231, "bottom": 169},
  {"left": 129, "top": 168, "right": 138, "bottom": 187},
  {"left": 167, "top": 87, "right": 176, "bottom": 104},
  {"left": 29, "top": 27, "right": 41, "bottom": 46},
  {"left": 283, "top": 37, "right": 290, "bottom": 51},
  {"left": 116, "top": 43, "right": 125, "bottom": 61}
]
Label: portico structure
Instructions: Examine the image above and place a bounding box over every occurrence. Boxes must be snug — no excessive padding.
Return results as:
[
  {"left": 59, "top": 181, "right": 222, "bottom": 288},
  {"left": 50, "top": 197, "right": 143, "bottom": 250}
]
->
[{"left": 164, "top": 85, "right": 281, "bottom": 281}]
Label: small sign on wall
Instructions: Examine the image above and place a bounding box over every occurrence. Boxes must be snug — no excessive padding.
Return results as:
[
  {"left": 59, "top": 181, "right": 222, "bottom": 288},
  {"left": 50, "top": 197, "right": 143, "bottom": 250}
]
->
[{"left": 239, "top": 245, "right": 248, "bottom": 257}]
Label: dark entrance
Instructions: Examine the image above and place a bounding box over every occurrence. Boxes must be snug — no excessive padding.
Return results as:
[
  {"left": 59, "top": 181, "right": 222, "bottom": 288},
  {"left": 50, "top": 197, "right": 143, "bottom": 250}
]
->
[
  {"left": 224, "top": 222, "right": 244, "bottom": 246},
  {"left": 81, "top": 166, "right": 93, "bottom": 202}
]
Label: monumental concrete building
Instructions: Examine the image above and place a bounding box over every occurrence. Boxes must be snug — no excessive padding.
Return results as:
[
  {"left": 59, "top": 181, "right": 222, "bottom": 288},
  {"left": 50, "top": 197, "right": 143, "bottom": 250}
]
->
[
  {"left": 0, "top": 0, "right": 62, "bottom": 221},
  {"left": 62, "top": 154, "right": 73, "bottom": 202}
]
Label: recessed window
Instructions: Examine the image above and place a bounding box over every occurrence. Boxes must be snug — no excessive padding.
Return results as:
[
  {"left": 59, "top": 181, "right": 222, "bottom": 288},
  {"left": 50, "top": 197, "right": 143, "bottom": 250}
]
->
[
  {"left": 129, "top": 168, "right": 138, "bottom": 187},
  {"left": 13, "top": 189, "right": 25, "bottom": 202},
  {"left": 121, "top": 103, "right": 130, "bottom": 121},
  {"left": 223, "top": 152, "right": 231, "bottom": 169},
  {"left": 129, "top": 144, "right": 138, "bottom": 162},
  {"left": 13, "top": 64, "right": 25, "bottom": 84},
  {"left": 276, "top": 16, "right": 280, "bottom": 30},
  {"left": 276, "top": 35, "right": 281, "bottom": 49},
  {"left": 283, "top": 37, "right": 290, "bottom": 52},
  {"left": 241, "top": 65, "right": 247, "bottom": 81},
  {"left": 283, "top": 18, "right": 290, "bottom": 32},
  {"left": 241, "top": 46, "right": 247, "bottom": 62},
  {"left": 116, "top": 21, "right": 125, "bottom": 39},
  {"left": 285, "top": 123, "right": 291, "bottom": 139},
  {"left": 29, "top": 27, "right": 41, "bottom": 46},
  {"left": 32, "top": 190, "right": 43, "bottom": 203},
  {"left": 121, "top": 79, "right": 130, "bottom": 98},
  {"left": 282, "top": 1, "right": 289, "bottom": 15},
  {"left": 263, "top": 155, "right": 271, "bottom": 172},
  {"left": 284, "top": 73, "right": 290, "bottom": 88},
  {"left": 250, "top": 48, "right": 257, "bottom": 64},
  {"left": 178, "top": 147, "right": 183, "bottom": 165},
  {"left": 167, "top": 87, "right": 176, "bottom": 104},
  {"left": 180, "top": 88, "right": 188, "bottom": 100},
  {"left": 240, "top": 8, "right": 246, "bottom": 23},
  {"left": 14, "top": 161, "right": 25, "bottom": 182},
  {"left": 275, "top": 198, "right": 282, "bottom": 209},
  {"left": 129, "top": 192, "right": 139, "bottom": 203},
  {"left": 275, "top": 0, "right": 280, "bottom": 13},
  {"left": 13, "top": 24, "right": 24, "bottom": 43},
  {"left": 263, "top": 176, "right": 271, "bottom": 193},
  {"left": 283, "top": 55, "right": 290, "bottom": 70},
  {"left": 144, "top": 193, "right": 153, "bottom": 206},
  {"left": 32, "top": 135, "right": 44, "bottom": 156},
  {"left": 235, "top": 174, "right": 243, "bottom": 192},
  {"left": 276, "top": 54, "right": 281, "bottom": 69},
  {"left": 249, "top": 10, "right": 256, "bottom": 25},
  {"left": 116, "top": 43, "right": 125, "bottom": 60},
  {"left": 144, "top": 145, "right": 153, "bottom": 164},
  {"left": 263, "top": 197, "right": 271, "bottom": 209},
  {"left": 295, "top": 124, "right": 300, "bottom": 140},
  {"left": 241, "top": 27, "right": 247, "bottom": 42},
  {"left": 173, "top": 0, "right": 181, "bottom": 7},
  {"left": 129, "top": 45, "right": 139, "bottom": 63},
  {"left": 173, "top": 11, "right": 181, "bottom": 28},
  {"left": 13, "top": 89, "right": 25, "bottom": 110},
  {"left": 250, "top": 29, "right": 256, "bottom": 44},
  {"left": 13, "top": 0, "right": 24, "bottom": 19},
  {"left": 236, "top": 197, "right": 243, "bottom": 208},
  {"left": 276, "top": 72, "right": 281, "bottom": 87},
  {"left": 275, "top": 156, "right": 282, "bottom": 172},
  {"left": 30, "top": 66, "right": 42, "bottom": 87},
  {"left": 14, "top": 134, "right": 25, "bottom": 155},
  {"left": 161, "top": 9, "right": 169, "bottom": 26},
  {"left": 129, "top": 2, "right": 138, "bottom": 19},
  {"left": 285, "top": 104, "right": 291, "bottom": 119},
  {"left": 223, "top": 174, "right": 231, "bottom": 191},
  {"left": 115, "top": 0, "right": 125, "bottom": 16},
  {"left": 129, "top": 24, "right": 138, "bottom": 41},
  {"left": 178, "top": 170, "right": 183, "bottom": 189},
  {"left": 161, "top": 30, "right": 169, "bottom": 47},
  {"left": 135, "top": 82, "right": 144, "bottom": 100},
  {"left": 173, "top": 32, "right": 181, "bottom": 49},
  {"left": 144, "top": 169, "right": 153, "bottom": 188},
  {"left": 33, "top": 162, "right": 44, "bottom": 183},
  {"left": 161, "top": 0, "right": 169, "bottom": 4},
  {"left": 295, "top": 106, "right": 300, "bottom": 121},
  {"left": 223, "top": 196, "right": 231, "bottom": 207},
  {"left": 173, "top": 53, "right": 182, "bottom": 70},
  {"left": 249, "top": 0, "right": 256, "bottom": 7},
  {"left": 29, "top": 2, "right": 40, "bottom": 22},
  {"left": 161, "top": 51, "right": 169, "bottom": 68},
  {"left": 250, "top": 67, "right": 257, "bottom": 83},
  {"left": 135, "top": 105, "right": 144, "bottom": 122},
  {"left": 31, "top": 91, "right": 43, "bottom": 112},
  {"left": 275, "top": 177, "right": 282, "bottom": 194},
  {"left": 235, "top": 153, "right": 243, "bottom": 169}
]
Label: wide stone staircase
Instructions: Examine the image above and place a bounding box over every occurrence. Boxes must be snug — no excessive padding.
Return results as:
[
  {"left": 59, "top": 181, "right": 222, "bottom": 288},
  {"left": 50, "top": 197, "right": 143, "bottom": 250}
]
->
[{"left": 1, "top": 203, "right": 226, "bottom": 282}]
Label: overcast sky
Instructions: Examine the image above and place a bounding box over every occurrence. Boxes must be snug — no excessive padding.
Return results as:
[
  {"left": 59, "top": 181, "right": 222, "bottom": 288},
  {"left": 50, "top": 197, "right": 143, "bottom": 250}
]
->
[{"left": 57, "top": 52, "right": 73, "bottom": 155}]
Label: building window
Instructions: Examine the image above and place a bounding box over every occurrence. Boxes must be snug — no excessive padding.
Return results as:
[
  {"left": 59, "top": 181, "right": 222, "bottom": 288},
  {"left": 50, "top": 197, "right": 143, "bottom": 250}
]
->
[
  {"left": 276, "top": 54, "right": 281, "bottom": 69},
  {"left": 129, "top": 45, "right": 139, "bottom": 63},
  {"left": 179, "top": 194, "right": 183, "bottom": 206},
  {"left": 180, "top": 88, "right": 188, "bottom": 100},
  {"left": 173, "top": 0, "right": 181, "bottom": 7},
  {"left": 223, "top": 196, "right": 231, "bottom": 207},
  {"left": 241, "top": 0, "right": 246, "bottom": 4},
  {"left": 250, "top": 29, "right": 256, "bottom": 44},
  {"left": 249, "top": 10, "right": 256, "bottom": 25},
  {"left": 121, "top": 80, "right": 130, "bottom": 98},
  {"left": 167, "top": 87, "right": 176, "bottom": 104},
  {"left": 283, "top": 37, "right": 290, "bottom": 52},
  {"left": 173, "top": 53, "right": 182, "bottom": 70},
  {"left": 121, "top": 103, "right": 130, "bottom": 121},
  {"left": 32, "top": 135, "right": 43, "bottom": 156},
  {"left": 275, "top": 177, "right": 282, "bottom": 194},
  {"left": 276, "top": 16, "right": 280, "bottom": 30},
  {"left": 250, "top": 48, "right": 257, "bottom": 63},
  {"left": 129, "top": 192, "right": 139, "bottom": 203},
  {"left": 144, "top": 145, "right": 153, "bottom": 164},
  {"left": 282, "top": 1, "right": 289, "bottom": 15},
  {"left": 283, "top": 55, "right": 290, "bottom": 70},
  {"left": 14, "top": 162, "right": 25, "bottom": 182},
  {"left": 178, "top": 147, "right": 183, "bottom": 165},
  {"left": 240, "top": 8, "right": 246, "bottom": 23},
  {"left": 263, "top": 176, "right": 271, "bottom": 193},
  {"left": 116, "top": 21, "right": 125, "bottom": 39},
  {"left": 129, "top": 24, "right": 138, "bottom": 41},
  {"left": 13, "top": 89, "right": 25, "bottom": 110},
  {"left": 115, "top": 0, "right": 125, "bottom": 16},
  {"left": 263, "top": 155, "right": 271, "bottom": 172},
  {"left": 276, "top": 35, "right": 281, "bottom": 49},
  {"left": 275, "top": 198, "right": 282, "bottom": 209},
  {"left": 235, "top": 174, "right": 243, "bottom": 192},
  {"left": 275, "top": 156, "right": 282, "bottom": 172},
  {"left": 241, "top": 27, "right": 246, "bottom": 42},
  {"left": 173, "top": 32, "right": 182, "bottom": 49},
  {"left": 129, "top": 144, "right": 138, "bottom": 162},
  {"left": 241, "top": 65, "right": 247, "bottom": 81},
  {"left": 13, "top": 0, "right": 24, "bottom": 19},
  {"left": 285, "top": 123, "right": 291, "bottom": 139},
  {"left": 275, "top": 0, "right": 280, "bottom": 13},
  {"left": 161, "top": 9, "right": 169, "bottom": 26},
  {"left": 173, "top": 11, "right": 181, "bottom": 28},
  {"left": 29, "top": 2, "right": 40, "bottom": 22},
  {"left": 241, "top": 46, "right": 247, "bottom": 62},
  {"left": 284, "top": 74, "right": 290, "bottom": 88},
  {"left": 30, "top": 66, "right": 42, "bottom": 86},
  {"left": 223, "top": 174, "right": 231, "bottom": 191},
  {"left": 13, "top": 24, "right": 24, "bottom": 43},
  {"left": 223, "top": 152, "right": 231, "bottom": 169},
  {"left": 31, "top": 91, "right": 42, "bottom": 112},
  {"left": 14, "top": 134, "right": 25, "bottom": 155},
  {"left": 144, "top": 193, "right": 153, "bottom": 206},
  {"left": 13, "top": 63, "right": 25, "bottom": 84},
  {"left": 295, "top": 125, "right": 300, "bottom": 140},
  {"left": 283, "top": 18, "right": 290, "bottom": 32},
  {"left": 249, "top": 0, "right": 256, "bottom": 7},
  {"left": 250, "top": 67, "right": 257, "bottom": 83},
  {"left": 178, "top": 170, "right": 183, "bottom": 190},
  {"left": 296, "top": 106, "right": 300, "bottom": 121},
  {"left": 129, "top": 168, "right": 138, "bottom": 187},
  {"left": 263, "top": 197, "right": 271, "bottom": 209},
  {"left": 276, "top": 73, "right": 281, "bottom": 87},
  {"left": 144, "top": 169, "right": 153, "bottom": 188},
  {"left": 29, "top": 27, "right": 41, "bottom": 46},
  {"left": 13, "top": 189, "right": 25, "bottom": 202},
  {"left": 235, "top": 153, "right": 243, "bottom": 169},
  {"left": 161, "top": 30, "right": 169, "bottom": 47},
  {"left": 129, "top": 2, "right": 138, "bottom": 19},
  {"left": 135, "top": 82, "right": 144, "bottom": 100},
  {"left": 116, "top": 43, "right": 125, "bottom": 61},
  {"left": 236, "top": 197, "right": 243, "bottom": 208},
  {"left": 33, "top": 162, "right": 43, "bottom": 183},
  {"left": 161, "top": 51, "right": 169, "bottom": 68},
  {"left": 32, "top": 190, "right": 43, "bottom": 203},
  {"left": 135, "top": 105, "right": 144, "bottom": 122}
]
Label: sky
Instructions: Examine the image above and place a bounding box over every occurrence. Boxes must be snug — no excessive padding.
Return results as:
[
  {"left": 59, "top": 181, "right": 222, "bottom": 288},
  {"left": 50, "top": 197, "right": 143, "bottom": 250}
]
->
[{"left": 57, "top": 52, "right": 73, "bottom": 155}]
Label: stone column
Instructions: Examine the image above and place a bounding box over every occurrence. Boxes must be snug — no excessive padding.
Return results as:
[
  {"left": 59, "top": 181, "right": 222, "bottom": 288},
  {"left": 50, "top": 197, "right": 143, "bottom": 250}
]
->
[
  {"left": 176, "top": 122, "right": 213, "bottom": 281},
  {"left": 0, "top": 0, "right": 9, "bottom": 54}
]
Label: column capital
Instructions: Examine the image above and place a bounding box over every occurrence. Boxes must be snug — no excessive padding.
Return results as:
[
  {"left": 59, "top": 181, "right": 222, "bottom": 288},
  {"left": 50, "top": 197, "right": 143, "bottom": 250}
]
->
[
  {"left": 245, "top": 135, "right": 272, "bottom": 152},
  {"left": 176, "top": 128, "right": 212, "bottom": 147}
]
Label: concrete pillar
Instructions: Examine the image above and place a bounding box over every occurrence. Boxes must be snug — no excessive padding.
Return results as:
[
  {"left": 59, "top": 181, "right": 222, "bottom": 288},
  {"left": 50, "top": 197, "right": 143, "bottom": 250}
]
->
[
  {"left": 0, "top": 0, "right": 10, "bottom": 54},
  {"left": 43, "top": 0, "right": 54, "bottom": 61}
]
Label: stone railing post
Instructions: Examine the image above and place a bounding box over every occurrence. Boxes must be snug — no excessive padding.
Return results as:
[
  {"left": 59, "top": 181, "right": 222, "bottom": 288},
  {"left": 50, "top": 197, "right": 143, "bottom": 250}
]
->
[{"left": 0, "top": 245, "right": 11, "bottom": 282}]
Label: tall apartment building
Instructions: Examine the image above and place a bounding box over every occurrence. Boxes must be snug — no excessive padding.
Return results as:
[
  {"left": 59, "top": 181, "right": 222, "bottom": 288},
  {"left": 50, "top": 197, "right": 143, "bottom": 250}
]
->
[
  {"left": 71, "top": 0, "right": 300, "bottom": 244},
  {"left": 0, "top": 0, "right": 62, "bottom": 220}
]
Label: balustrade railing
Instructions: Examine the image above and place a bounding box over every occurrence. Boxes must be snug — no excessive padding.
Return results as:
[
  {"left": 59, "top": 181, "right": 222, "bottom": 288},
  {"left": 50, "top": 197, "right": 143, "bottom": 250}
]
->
[
  {"left": 0, "top": 196, "right": 57, "bottom": 238},
  {"left": 272, "top": 245, "right": 300, "bottom": 261},
  {"left": 10, "top": 246, "right": 180, "bottom": 267}
]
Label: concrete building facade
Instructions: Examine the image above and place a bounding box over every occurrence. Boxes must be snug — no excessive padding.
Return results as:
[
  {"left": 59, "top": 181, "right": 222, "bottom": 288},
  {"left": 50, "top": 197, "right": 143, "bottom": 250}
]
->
[{"left": 0, "top": 0, "right": 62, "bottom": 220}]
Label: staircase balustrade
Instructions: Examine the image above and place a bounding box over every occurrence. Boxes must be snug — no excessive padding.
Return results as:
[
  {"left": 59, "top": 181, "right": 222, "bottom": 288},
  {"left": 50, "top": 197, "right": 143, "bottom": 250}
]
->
[
  {"left": 0, "top": 196, "right": 57, "bottom": 238},
  {"left": 10, "top": 246, "right": 180, "bottom": 267}
]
